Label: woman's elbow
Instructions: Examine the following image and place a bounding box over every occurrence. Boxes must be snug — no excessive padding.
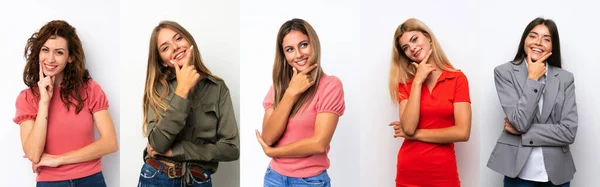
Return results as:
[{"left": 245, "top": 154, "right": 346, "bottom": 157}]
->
[
  {"left": 458, "top": 132, "right": 470, "bottom": 142},
  {"left": 27, "top": 154, "right": 41, "bottom": 164}
]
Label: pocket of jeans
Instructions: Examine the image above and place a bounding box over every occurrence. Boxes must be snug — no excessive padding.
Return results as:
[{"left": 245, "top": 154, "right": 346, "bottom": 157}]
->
[
  {"left": 190, "top": 170, "right": 212, "bottom": 184},
  {"left": 265, "top": 166, "right": 272, "bottom": 174},
  {"left": 139, "top": 164, "right": 159, "bottom": 179},
  {"left": 300, "top": 174, "right": 328, "bottom": 186}
]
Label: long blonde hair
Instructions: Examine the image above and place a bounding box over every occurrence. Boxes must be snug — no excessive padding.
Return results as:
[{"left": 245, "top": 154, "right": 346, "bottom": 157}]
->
[
  {"left": 142, "top": 21, "right": 219, "bottom": 136},
  {"left": 273, "top": 18, "right": 324, "bottom": 117},
  {"left": 389, "top": 18, "right": 455, "bottom": 104}
]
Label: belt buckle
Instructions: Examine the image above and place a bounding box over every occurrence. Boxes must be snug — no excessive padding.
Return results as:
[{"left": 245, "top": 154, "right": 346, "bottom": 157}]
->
[{"left": 167, "top": 166, "right": 182, "bottom": 179}]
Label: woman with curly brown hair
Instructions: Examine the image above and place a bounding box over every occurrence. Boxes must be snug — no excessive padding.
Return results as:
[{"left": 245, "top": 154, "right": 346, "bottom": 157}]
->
[{"left": 13, "top": 20, "right": 118, "bottom": 187}]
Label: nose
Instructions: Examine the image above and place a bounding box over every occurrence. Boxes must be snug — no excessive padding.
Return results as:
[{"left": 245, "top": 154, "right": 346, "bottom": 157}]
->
[
  {"left": 48, "top": 53, "right": 56, "bottom": 63},
  {"left": 294, "top": 48, "right": 303, "bottom": 59},
  {"left": 410, "top": 43, "right": 418, "bottom": 53},
  {"left": 534, "top": 37, "right": 542, "bottom": 45}
]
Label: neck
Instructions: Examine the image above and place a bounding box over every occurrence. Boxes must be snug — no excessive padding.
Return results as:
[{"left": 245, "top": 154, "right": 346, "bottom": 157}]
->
[{"left": 53, "top": 72, "right": 64, "bottom": 87}]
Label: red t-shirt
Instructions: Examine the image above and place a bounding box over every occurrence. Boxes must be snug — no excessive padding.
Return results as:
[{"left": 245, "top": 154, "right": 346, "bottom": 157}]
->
[
  {"left": 13, "top": 80, "right": 109, "bottom": 182},
  {"left": 396, "top": 70, "right": 470, "bottom": 187}
]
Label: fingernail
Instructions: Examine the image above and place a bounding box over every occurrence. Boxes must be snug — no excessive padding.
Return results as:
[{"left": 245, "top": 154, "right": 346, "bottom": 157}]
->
[
  {"left": 190, "top": 45, "right": 194, "bottom": 49},
  {"left": 170, "top": 60, "right": 174, "bottom": 64}
]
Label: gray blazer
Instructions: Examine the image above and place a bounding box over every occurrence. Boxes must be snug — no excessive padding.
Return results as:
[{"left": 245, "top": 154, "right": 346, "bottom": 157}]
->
[{"left": 487, "top": 60, "right": 578, "bottom": 185}]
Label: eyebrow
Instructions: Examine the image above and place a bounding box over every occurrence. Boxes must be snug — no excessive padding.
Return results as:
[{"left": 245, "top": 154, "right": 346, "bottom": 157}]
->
[
  {"left": 159, "top": 33, "right": 179, "bottom": 48},
  {"left": 530, "top": 31, "right": 551, "bottom": 37},
  {"left": 284, "top": 40, "right": 309, "bottom": 49},
  {"left": 400, "top": 35, "right": 416, "bottom": 49},
  {"left": 42, "top": 45, "right": 65, "bottom": 51}
]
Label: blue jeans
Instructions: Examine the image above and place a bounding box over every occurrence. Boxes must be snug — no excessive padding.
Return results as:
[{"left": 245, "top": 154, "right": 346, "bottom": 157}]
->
[
  {"left": 264, "top": 166, "right": 331, "bottom": 187},
  {"left": 137, "top": 162, "right": 212, "bottom": 187},
  {"left": 36, "top": 172, "right": 106, "bottom": 187},
  {"left": 504, "top": 176, "right": 570, "bottom": 187}
]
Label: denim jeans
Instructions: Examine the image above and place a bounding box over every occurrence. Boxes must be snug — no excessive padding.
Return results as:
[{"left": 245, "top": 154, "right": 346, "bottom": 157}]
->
[
  {"left": 264, "top": 166, "right": 331, "bottom": 187},
  {"left": 36, "top": 172, "right": 106, "bottom": 187},
  {"left": 137, "top": 162, "right": 212, "bottom": 187},
  {"left": 504, "top": 176, "right": 570, "bottom": 187}
]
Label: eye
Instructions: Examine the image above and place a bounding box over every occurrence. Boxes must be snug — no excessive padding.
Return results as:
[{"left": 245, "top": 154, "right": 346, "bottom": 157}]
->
[
  {"left": 528, "top": 34, "right": 536, "bottom": 38},
  {"left": 411, "top": 37, "right": 417, "bottom": 43},
  {"left": 401, "top": 46, "right": 408, "bottom": 52},
  {"left": 300, "top": 42, "right": 308, "bottom": 48},
  {"left": 285, "top": 47, "right": 293, "bottom": 53},
  {"left": 56, "top": 51, "right": 64, "bottom": 55},
  {"left": 161, "top": 46, "right": 168, "bottom": 52},
  {"left": 544, "top": 38, "right": 551, "bottom": 42},
  {"left": 41, "top": 48, "right": 49, "bottom": 52},
  {"left": 176, "top": 36, "right": 182, "bottom": 41}
]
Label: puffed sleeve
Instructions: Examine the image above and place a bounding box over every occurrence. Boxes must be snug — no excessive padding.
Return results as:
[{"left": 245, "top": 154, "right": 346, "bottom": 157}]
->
[
  {"left": 86, "top": 80, "right": 109, "bottom": 114},
  {"left": 454, "top": 71, "right": 471, "bottom": 103},
  {"left": 398, "top": 83, "right": 411, "bottom": 101},
  {"left": 316, "top": 76, "right": 345, "bottom": 116},
  {"left": 263, "top": 86, "right": 274, "bottom": 110},
  {"left": 13, "top": 89, "right": 38, "bottom": 125}
]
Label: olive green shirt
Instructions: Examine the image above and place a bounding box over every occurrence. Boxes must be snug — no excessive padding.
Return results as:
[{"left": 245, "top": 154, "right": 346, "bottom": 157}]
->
[{"left": 144, "top": 76, "right": 240, "bottom": 173}]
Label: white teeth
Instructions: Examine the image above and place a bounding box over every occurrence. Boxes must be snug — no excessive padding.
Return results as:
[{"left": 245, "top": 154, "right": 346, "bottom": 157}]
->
[
  {"left": 175, "top": 51, "right": 184, "bottom": 59},
  {"left": 296, "top": 59, "right": 306, "bottom": 66},
  {"left": 532, "top": 48, "right": 542, "bottom": 53},
  {"left": 45, "top": 65, "right": 56, "bottom": 69}
]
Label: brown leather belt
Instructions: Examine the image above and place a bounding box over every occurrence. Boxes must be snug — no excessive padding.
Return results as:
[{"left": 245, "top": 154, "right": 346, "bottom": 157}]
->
[{"left": 145, "top": 158, "right": 207, "bottom": 181}]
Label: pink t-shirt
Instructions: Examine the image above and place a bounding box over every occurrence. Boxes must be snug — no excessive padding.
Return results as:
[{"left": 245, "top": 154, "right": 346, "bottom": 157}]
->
[
  {"left": 13, "top": 80, "right": 109, "bottom": 182},
  {"left": 263, "top": 75, "right": 345, "bottom": 178}
]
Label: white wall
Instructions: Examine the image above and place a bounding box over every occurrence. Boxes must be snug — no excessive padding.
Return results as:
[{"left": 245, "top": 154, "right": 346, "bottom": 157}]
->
[
  {"left": 479, "top": 1, "right": 600, "bottom": 186},
  {"left": 240, "top": 0, "right": 361, "bottom": 186},
  {"left": 0, "top": 0, "right": 120, "bottom": 186},
  {"left": 359, "top": 0, "right": 481, "bottom": 186},
  {"left": 118, "top": 0, "right": 240, "bottom": 186}
]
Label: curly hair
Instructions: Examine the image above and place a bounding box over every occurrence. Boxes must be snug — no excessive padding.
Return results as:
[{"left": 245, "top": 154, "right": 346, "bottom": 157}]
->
[{"left": 23, "top": 20, "right": 91, "bottom": 114}]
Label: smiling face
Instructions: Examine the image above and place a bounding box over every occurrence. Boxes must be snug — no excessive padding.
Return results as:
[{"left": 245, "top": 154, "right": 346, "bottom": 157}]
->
[
  {"left": 157, "top": 28, "right": 192, "bottom": 67},
  {"left": 39, "top": 36, "right": 72, "bottom": 78},
  {"left": 524, "top": 24, "right": 553, "bottom": 62},
  {"left": 398, "top": 31, "right": 431, "bottom": 62},
  {"left": 281, "top": 30, "right": 313, "bottom": 72}
]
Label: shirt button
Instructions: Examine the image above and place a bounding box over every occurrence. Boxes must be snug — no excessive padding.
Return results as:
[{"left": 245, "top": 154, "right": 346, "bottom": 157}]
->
[
  {"left": 529, "top": 140, "right": 533, "bottom": 145},
  {"left": 533, "top": 89, "right": 538, "bottom": 93}
]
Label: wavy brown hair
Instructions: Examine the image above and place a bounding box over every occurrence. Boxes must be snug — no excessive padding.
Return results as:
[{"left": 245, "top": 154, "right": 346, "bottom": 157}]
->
[
  {"left": 272, "top": 18, "right": 324, "bottom": 117},
  {"left": 389, "top": 18, "right": 455, "bottom": 105},
  {"left": 142, "top": 21, "right": 219, "bottom": 136},
  {"left": 23, "top": 20, "right": 91, "bottom": 114}
]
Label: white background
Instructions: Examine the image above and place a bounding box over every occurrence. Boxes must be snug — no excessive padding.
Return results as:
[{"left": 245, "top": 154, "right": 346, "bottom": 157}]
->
[
  {"left": 359, "top": 0, "right": 481, "bottom": 186},
  {"left": 0, "top": 0, "right": 120, "bottom": 186},
  {"left": 479, "top": 1, "right": 600, "bottom": 186},
  {"left": 240, "top": 0, "right": 361, "bottom": 186},
  {"left": 118, "top": 0, "right": 240, "bottom": 187}
]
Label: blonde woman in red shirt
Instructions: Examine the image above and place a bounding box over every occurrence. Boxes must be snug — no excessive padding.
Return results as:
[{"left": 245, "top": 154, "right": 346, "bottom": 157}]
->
[
  {"left": 388, "top": 18, "right": 472, "bottom": 187},
  {"left": 13, "top": 20, "right": 118, "bottom": 187}
]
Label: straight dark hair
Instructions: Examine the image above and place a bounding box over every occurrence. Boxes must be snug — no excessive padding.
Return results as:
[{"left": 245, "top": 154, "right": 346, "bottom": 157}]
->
[{"left": 512, "top": 17, "right": 561, "bottom": 68}]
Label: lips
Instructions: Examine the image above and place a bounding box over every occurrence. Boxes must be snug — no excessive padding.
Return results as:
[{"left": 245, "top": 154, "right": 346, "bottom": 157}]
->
[
  {"left": 295, "top": 58, "right": 308, "bottom": 66},
  {"left": 44, "top": 63, "right": 58, "bottom": 71},
  {"left": 174, "top": 50, "right": 186, "bottom": 60},
  {"left": 414, "top": 48, "right": 422, "bottom": 58},
  {"left": 530, "top": 47, "right": 544, "bottom": 54}
]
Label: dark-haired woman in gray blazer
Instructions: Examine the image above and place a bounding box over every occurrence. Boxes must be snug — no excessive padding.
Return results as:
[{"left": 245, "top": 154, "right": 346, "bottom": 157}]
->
[{"left": 487, "top": 17, "right": 577, "bottom": 187}]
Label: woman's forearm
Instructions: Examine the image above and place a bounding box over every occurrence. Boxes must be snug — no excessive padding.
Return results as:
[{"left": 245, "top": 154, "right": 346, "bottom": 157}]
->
[
  {"left": 57, "top": 136, "right": 118, "bottom": 165},
  {"left": 22, "top": 102, "right": 50, "bottom": 163},
  {"left": 400, "top": 83, "right": 423, "bottom": 136},
  {"left": 262, "top": 92, "right": 297, "bottom": 146}
]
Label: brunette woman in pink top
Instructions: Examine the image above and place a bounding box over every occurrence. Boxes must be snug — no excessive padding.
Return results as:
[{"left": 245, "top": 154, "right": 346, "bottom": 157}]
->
[
  {"left": 13, "top": 20, "right": 118, "bottom": 187},
  {"left": 255, "top": 18, "right": 346, "bottom": 187}
]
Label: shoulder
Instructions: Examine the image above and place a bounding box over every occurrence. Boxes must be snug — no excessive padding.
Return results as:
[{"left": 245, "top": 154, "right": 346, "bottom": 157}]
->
[
  {"left": 318, "top": 75, "right": 343, "bottom": 89},
  {"left": 494, "top": 61, "right": 516, "bottom": 72},
  {"left": 16, "top": 88, "right": 37, "bottom": 103},
  {"left": 553, "top": 67, "right": 575, "bottom": 82}
]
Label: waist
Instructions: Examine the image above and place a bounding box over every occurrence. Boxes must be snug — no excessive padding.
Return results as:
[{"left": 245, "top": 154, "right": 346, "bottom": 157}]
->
[
  {"left": 145, "top": 158, "right": 209, "bottom": 180},
  {"left": 270, "top": 153, "right": 330, "bottom": 178},
  {"left": 36, "top": 159, "right": 102, "bottom": 182}
]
